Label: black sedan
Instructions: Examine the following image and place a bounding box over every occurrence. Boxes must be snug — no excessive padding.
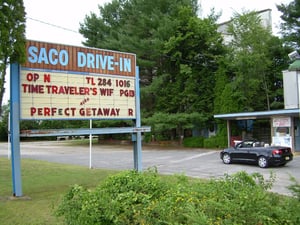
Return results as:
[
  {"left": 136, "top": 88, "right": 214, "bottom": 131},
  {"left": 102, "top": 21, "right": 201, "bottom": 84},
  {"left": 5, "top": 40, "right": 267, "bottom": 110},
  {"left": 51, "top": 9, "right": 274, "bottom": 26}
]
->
[{"left": 220, "top": 140, "right": 293, "bottom": 168}]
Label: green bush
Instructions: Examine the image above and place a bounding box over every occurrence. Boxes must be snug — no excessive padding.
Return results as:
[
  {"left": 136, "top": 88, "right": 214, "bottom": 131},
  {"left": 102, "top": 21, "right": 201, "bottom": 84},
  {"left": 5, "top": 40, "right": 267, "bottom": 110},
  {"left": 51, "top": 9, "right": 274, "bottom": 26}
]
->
[
  {"left": 142, "top": 133, "right": 152, "bottom": 143},
  {"left": 204, "top": 134, "right": 227, "bottom": 148},
  {"left": 0, "top": 124, "right": 8, "bottom": 141},
  {"left": 182, "top": 135, "right": 228, "bottom": 149},
  {"left": 183, "top": 136, "right": 204, "bottom": 148},
  {"left": 56, "top": 170, "right": 300, "bottom": 225}
]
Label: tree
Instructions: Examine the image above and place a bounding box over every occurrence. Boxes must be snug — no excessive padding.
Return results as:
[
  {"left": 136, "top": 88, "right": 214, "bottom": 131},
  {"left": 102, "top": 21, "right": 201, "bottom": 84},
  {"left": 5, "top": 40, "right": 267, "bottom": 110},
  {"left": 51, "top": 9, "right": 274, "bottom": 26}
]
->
[
  {"left": 79, "top": 0, "right": 224, "bottom": 139},
  {"left": 150, "top": 8, "right": 224, "bottom": 115},
  {"left": 214, "top": 11, "right": 288, "bottom": 113},
  {"left": 277, "top": 0, "right": 300, "bottom": 49},
  {"left": 79, "top": 0, "right": 199, "bottom": 85},
  {"left": 0, "top": 103, "right": 9, "bottom": 140},
  {"left": 140, "top": 7, "right": 224, "bottom": 139},
  {"left": 0, "top": 0, "right": 26, "bottom": 115}
]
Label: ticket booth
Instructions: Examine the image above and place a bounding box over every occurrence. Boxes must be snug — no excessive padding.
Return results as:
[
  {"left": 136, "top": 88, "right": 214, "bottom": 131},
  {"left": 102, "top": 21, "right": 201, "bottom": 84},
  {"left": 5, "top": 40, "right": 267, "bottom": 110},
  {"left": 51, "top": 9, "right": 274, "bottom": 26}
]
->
[{"left": 272, "top": 117, "right": 292, "bottom": 147}]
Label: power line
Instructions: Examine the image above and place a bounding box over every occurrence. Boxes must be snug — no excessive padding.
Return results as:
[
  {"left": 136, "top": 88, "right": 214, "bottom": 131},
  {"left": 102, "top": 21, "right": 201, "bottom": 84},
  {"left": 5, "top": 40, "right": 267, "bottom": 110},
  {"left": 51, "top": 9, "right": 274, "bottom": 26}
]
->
[{"left": 26, "top": 16, "right": 79, "bottom": 34}]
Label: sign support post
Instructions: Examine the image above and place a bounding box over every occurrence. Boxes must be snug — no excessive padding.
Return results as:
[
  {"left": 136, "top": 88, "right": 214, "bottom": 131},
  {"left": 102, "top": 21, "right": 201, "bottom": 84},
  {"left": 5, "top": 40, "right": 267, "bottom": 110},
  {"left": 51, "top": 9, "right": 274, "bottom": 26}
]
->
[
  {"left": 10, "top": 63, "right": 22, "bottom": 197},
  {"left": 89, "top": 120, "right": 92, "bottom": 169},
  {"left": 133, "top": 67, "right": 142, "bottom": 171}
]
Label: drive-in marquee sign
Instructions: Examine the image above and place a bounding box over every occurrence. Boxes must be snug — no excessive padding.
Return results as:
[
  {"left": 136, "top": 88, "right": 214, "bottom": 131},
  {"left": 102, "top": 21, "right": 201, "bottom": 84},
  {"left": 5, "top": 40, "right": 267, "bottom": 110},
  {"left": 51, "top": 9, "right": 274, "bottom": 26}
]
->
[
  {"left": 10, "top": 40, "right": 147, "bottom": 197},
  {"left": 21, "top": 40, "right": 137, "bottom": 120}
]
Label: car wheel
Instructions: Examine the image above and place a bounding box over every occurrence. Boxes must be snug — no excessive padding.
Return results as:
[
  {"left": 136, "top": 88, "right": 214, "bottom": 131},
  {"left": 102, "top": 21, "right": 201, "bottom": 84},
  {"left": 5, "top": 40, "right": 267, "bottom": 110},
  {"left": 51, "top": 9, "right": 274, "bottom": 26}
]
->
[
  {"left": 258, "top": 156, "right": 268, "bottom": 168},
  {"left": 222, "top": 153, "right": 231, "bottom": 164}
]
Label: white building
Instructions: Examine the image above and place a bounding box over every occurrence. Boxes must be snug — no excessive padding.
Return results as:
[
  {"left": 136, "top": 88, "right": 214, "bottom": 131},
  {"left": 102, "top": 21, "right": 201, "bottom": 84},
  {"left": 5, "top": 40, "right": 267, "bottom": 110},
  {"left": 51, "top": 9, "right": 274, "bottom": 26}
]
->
[{"left": 217, "top": 9, "right": 272, "bottom": 45}]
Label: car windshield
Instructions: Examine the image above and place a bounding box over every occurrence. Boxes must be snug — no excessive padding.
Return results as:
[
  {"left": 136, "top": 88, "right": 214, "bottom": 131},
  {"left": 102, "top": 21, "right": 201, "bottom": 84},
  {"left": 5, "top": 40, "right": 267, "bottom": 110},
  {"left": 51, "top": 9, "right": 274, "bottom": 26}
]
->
[{"left": 236, "top": 141, "right": 255, "bottom": 148}]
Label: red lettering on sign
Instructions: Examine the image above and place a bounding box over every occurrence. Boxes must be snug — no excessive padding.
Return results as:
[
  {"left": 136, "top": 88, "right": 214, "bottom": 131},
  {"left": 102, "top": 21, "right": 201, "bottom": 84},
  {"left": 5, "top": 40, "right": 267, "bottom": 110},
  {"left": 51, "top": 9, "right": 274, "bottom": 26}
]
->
[
  {"left": 64, "top": 108, "right": 76, "bottom": 116},
  {"left": 44, "top": 74, "right": 51, "bottom": 82},
  {"left": 99, "top": 88, "right": 114, "bottom": 96},
  {"left": 128, "top": 108, "right": 133, "bottom": 116},
  {"left": 120, "top": 89, "right": 135, "bottom": 97},
  {"left": 26, "top": 73, "right": 39, "bottom": 82},
  {"left": 45, "top": 85, "right": 93, "bottom": 95},
  {"left": 79, "top": 108, "right": 120, "bottom": 117},
  {"left": 22, "top": 84, "right": 44, "bottom": 93},
  {"left": 30, "top": 107, "right": 76, "bottom": 117}
]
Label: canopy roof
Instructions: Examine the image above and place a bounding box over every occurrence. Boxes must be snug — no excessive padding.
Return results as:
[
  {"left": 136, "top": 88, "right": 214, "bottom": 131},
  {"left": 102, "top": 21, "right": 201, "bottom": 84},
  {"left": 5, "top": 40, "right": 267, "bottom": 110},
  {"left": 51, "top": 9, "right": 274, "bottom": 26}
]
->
[{"left": 214, "top": 108, "right": 300, "bottom": 120}]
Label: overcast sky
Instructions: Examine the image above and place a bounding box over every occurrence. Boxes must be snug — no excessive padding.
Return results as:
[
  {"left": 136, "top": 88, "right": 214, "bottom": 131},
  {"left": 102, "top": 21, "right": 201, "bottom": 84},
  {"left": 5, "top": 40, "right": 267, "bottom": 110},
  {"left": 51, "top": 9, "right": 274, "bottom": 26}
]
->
[
  {"left": 23, "top": 0, "right": 293, "bottom": 46},
  {"left": 3, "top": 0, "right": 293, "bottom": 104}
]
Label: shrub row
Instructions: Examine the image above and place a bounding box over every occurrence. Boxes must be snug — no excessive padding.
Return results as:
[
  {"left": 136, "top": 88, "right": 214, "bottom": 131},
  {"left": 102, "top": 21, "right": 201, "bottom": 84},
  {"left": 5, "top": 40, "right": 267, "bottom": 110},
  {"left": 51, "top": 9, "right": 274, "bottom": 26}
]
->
[
  {"left": 56, "top": 169, "right": 300, "bottom": 225},
  {"left": 183, "top": 135, "right": 227, "bottom": 148}
]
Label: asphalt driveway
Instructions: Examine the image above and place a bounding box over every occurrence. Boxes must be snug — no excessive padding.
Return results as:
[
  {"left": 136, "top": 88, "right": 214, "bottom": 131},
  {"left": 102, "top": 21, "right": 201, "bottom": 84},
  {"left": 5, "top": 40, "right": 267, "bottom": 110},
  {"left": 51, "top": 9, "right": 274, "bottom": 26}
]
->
[{"left": 0, "top": 141, "right": 299, "bottom": 196}]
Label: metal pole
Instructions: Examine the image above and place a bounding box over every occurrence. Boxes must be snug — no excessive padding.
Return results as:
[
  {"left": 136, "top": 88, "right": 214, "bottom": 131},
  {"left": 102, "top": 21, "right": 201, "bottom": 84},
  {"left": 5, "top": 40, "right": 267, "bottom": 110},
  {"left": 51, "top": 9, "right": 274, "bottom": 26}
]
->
[
  {"left": 133, "top": 66, "right": 142, "bottom": 171},
  {"left": 227, "top": 120, "right": 231, "bottom": 147},
  {"left": 10, "top": 63, "right": 22, "bottom": 197},
  {"left": 89, "top": 120, "right": 92, "bottom": 169},
  {"left": 8, "top": 112, "right": 10, "bottom": 159}
]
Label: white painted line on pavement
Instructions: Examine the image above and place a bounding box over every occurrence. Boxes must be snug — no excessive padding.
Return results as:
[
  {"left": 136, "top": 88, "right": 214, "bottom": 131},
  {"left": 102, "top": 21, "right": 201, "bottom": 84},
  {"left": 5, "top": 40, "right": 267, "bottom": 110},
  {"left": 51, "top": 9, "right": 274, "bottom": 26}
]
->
[{"left": 171, "top": 151, "right": 217, "bottom": 163}]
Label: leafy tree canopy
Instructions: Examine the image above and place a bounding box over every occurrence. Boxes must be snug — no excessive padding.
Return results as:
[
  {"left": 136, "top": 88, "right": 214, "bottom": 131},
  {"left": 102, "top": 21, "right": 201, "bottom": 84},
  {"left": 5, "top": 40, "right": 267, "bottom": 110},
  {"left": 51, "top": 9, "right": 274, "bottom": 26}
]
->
[
  {"left": 79, "top": 0, "right": 225, "bottom": 138},
  {"left": 214, "top": 11, "right": 289, "bottom": 114},
  {"left": 277, "top": 0, "right": 300, "bottom": 49},
  {"left": 0, "top": 0, "right": 26, "bottom": 114},
  {"left": 80, "top": 0, "right": 199, "bottom": 85}
]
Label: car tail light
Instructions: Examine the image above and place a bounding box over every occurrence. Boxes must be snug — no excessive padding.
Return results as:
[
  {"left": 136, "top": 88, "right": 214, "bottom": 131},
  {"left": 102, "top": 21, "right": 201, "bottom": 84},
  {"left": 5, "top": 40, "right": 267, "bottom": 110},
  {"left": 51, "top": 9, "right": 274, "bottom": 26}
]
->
[{"left": 272, "top": 149, "right": 282, "bottom": 155}]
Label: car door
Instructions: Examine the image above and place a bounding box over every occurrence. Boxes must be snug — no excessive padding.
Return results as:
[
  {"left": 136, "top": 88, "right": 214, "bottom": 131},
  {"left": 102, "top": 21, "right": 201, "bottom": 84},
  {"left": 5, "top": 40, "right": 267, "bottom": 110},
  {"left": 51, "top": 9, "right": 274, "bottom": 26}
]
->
[
  {"left": 232, "top": 141, "right": 253, "bottom": 161},
  {"left": 247, "top": 142, "right": 260, "bottom": 162}
]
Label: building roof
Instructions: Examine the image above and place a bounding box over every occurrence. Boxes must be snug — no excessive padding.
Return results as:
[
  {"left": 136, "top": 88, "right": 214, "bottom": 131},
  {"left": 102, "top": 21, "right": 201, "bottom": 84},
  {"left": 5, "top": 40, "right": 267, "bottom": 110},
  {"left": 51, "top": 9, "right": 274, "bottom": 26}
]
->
[
  {"left": 289, "top": 59, "right": 300, "bottom": 71},
  {"left": 214, "top": 108, "right": 300, "bottom": 120}
]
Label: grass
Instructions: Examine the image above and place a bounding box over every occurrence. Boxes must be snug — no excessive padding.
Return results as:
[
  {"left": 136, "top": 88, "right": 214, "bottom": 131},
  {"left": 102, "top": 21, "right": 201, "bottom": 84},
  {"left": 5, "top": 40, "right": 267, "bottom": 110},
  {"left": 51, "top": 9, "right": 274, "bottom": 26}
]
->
[
  {"left": 0, "top": 157, "right": 118, "bottom": 225},
  {"left": 59, "top": 138, "right": 100, "bottom": 146}
]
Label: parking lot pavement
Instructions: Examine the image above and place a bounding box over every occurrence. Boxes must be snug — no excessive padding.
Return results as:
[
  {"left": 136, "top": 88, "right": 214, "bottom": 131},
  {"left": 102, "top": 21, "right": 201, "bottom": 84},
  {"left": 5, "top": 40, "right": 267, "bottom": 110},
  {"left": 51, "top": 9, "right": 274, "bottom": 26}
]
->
[{"left": 0, "top": 141, "right": 299, "bottom": 196}]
